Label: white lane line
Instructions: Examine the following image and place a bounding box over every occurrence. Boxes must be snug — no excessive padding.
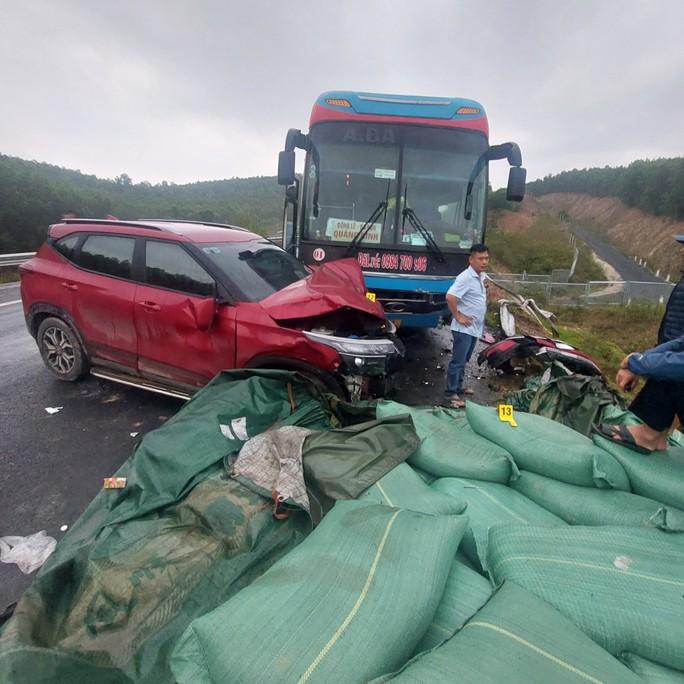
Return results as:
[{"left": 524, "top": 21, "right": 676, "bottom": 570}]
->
[{"left": 0, "top": 299, "right": 21, "bottom": 307}]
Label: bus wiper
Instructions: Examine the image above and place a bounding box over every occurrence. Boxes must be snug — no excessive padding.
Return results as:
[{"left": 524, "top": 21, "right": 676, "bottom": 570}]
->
[
  {"left": 463, "top": 149, "right": 491, "bottom": 220},
  {"left": 401, "top": 206, "right": 445, "bottom": 263},
  {"left": 344, "top": 181, "right": 391, "bottom": 257},
  {"left": 400, "top": 184, "right": 445, "bottom": 263}
]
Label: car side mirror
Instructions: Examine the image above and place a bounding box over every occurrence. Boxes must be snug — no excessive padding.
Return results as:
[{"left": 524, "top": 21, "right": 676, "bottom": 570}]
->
[
  {"left": 278, "top": 150, "right": 296, "bottom": 186},
  {"left": 507, "top": 167, "right": 527, "bottom": 202},
  {"left": 193, "top": 296, "right": 216, "bottom": 331}
]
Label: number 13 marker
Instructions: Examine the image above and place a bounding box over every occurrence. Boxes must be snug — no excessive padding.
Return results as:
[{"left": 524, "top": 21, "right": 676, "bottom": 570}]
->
[{"left": 498, "top": 404, "right": 518, "bottom": 427}]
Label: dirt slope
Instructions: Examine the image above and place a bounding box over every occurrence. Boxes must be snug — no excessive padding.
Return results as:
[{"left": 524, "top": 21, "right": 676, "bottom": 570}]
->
[{"left": 535, "top": 193, "right": 684, "bottom": 280}]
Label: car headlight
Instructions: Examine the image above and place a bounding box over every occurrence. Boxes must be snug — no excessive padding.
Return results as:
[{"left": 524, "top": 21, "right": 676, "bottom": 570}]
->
[{"left": 303, "top": 331, "right": 398, "bottom": 356}]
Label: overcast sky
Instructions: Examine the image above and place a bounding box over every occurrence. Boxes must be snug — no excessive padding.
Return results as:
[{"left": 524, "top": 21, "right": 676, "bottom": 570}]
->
[{"left": 1, "top": 0, "right": 682, "bottom": 189}]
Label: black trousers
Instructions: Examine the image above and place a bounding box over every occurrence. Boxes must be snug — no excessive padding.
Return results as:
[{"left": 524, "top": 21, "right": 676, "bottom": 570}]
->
[{"left": 629, "top": 379, "right": 684, "bottom": 432}]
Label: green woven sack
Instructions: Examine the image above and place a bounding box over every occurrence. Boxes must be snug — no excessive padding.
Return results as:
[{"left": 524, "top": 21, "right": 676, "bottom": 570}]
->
[
  {"left": 373, "top": 582, "right": 641, "bottom": 683},
  {"left": 413, "top": 559, "right": 492, "bottom": 654},
  {"left": 171, "top": 501, "right": 467, "bottom": 684},
  {"left": 431, "top": 477, "right": 565, "bottom": 571},
  {"left": 488, "top": 525, "right": 684, "bottom": 671},
  {"left": 620, "top": 653, "right": 684, "bottom": 683},
  {"left": 411, "top": 466, "right": 436, "bottom": 484},
  {"left": 466, "top": 401, "right": 630, "bottom": 489},
  {"left": 357, "top": 463, "right": 467, "bottom": 515},
  {"left": 594, "top": 436, "right": 684, "bottom": 510},
  {"left": 511, "top": 471, "right": 684, "bottom": 530},
  {"left": 376, "top": 401, "right": 517, "bottom": 483}
]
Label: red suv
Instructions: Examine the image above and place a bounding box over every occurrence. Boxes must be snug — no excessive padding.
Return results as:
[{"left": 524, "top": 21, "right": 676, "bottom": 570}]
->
[{"left": 20, "top": 219, "right": 402, "bottom": 399}]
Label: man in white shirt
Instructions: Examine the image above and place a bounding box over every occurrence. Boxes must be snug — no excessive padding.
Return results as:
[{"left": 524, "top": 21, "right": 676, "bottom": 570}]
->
[{"left": 445, "top": 244, "right": 489, "bottom": 408}]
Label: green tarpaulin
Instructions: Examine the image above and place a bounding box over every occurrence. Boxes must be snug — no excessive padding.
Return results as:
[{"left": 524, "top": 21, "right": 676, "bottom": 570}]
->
[{"left": 0, "top": 371, "right": 418, "bottom": 684}]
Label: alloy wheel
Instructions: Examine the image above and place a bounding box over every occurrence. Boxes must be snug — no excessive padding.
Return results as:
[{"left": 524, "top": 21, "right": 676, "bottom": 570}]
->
[{"left": 42, "top": 326, "right": 76, "bottom": 375}]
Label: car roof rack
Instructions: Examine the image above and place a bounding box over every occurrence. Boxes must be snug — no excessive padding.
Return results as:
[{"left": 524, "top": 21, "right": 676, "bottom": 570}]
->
[
  {"left": 62, "top": 218, "right": 165, "bottom": 231},
  {"left": 136, "top": 219, "right": 251, "bottom": 232}
]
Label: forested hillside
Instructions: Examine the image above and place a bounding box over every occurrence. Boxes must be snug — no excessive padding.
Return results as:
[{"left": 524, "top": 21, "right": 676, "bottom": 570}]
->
[
  {"left": 3, "top": 152, "right": 683, "bottom": 255},
  {"left": 527, "top": 157, "right": 684, "bottom": 220},
  {"left": 0, "top": 154, "right": 284, "bottom": 252}
]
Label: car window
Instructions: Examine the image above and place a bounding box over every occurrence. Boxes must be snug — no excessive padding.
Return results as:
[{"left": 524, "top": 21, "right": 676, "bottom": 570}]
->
[
  {"left": 53, "top": 234, "right": 81, "bottom": 261},
  {"left": 76, "top": 235, "right": 135, "bottom": 278},
  {"left": 200, "top": 239, "right": 309, "bottom": 301},
  {"left": 145, "top": 241, "right": 215, "bottom": 297}
]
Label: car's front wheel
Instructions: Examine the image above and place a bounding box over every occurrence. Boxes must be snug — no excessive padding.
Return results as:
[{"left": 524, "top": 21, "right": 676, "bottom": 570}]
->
[{"left": 37, "top": 317, "right": 88, "bottom": 382}]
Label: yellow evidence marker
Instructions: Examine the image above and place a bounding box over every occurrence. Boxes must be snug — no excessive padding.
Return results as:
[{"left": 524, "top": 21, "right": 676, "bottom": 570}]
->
[{"left": 498, "top": 404, "right": 518, "bottom": 427}]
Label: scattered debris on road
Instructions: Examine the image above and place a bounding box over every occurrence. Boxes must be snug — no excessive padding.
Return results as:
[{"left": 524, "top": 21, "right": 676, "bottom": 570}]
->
[
  {"left": 103, "top": 477, "right": 127, "bottom": 489},
  {"left": 102, "top": 394, "right": 122, "bottom": 404},
  {"left": 0, "top": 531, "right": 56, "bottom": 574}
]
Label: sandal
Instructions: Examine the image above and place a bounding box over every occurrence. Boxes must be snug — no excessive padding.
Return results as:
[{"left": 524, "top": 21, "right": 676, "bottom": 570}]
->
[
  {"left": 450, "top": 396, "right": 466, "bottom": 409},
  {"left": 462, "top": 388, "right": 475, "bottom": 396},
  {"left": 596, "top": 423, "right": 653, "bottom": 454}
]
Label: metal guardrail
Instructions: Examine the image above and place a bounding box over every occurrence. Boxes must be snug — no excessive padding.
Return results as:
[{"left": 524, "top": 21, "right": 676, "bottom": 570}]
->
[
  {"left": 0, "top": 252, "right": 35, "bottom": 267},
  {"left": 492, "top": 276, "right": 674, "bottom": 306}
]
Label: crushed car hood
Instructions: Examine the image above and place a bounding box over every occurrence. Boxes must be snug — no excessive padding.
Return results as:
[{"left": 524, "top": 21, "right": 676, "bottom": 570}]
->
[{"left": 260, "top": 258, "right": 386, "bottom": 321}]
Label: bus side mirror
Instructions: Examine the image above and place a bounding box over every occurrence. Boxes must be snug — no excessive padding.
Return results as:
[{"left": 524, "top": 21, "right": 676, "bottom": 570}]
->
[
  {"left": 507, "top": 167, "right": 527, "bottom": 202},
  {"left": 278, "top": 150, "right": 296, "bottom": 186}
]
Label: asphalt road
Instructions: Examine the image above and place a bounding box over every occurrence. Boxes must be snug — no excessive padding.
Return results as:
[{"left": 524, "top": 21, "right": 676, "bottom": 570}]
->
[
  {"left": 1, "top": 286, "right": 184, "bottom": 611},
  {"left": 571, "top": 224, "right": 665, "bottom": 283},
  {"left": 0, "top": 284, "right": 494, "bottom": 612}
]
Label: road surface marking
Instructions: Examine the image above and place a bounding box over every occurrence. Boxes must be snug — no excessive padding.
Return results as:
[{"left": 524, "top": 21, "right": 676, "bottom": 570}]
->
[{"left": 0, "top": 299, "right": 21, "bottom": 307}]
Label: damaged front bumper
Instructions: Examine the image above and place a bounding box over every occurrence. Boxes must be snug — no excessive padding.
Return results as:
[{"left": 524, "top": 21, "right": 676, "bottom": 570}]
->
[{"left": 303, "top": 330, "right": 405, "bottom": 398}]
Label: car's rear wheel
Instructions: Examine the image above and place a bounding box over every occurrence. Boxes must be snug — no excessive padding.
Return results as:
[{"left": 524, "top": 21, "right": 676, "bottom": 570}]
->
[{"left": 37, "top": 317, "right": 88, "bottom": 382}]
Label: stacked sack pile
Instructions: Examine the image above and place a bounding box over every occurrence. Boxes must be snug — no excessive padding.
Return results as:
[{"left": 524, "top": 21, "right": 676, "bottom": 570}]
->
[{"left": 172, "top": 399, "right": 684, "bottom": 684}]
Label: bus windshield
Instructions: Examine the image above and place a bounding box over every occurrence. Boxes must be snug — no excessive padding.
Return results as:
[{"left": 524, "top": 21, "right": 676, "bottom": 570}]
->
[{"left": 303, "top": 122, "right": 488, "bottom": 250}]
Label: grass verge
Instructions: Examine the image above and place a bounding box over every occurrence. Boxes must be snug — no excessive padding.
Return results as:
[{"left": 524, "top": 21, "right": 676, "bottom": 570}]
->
[
  {"left": 555, "top": 303, "right": 664, "bottom": 395},
  {"left": 0, "top": 267, "right": 20, "bottom": 284}
]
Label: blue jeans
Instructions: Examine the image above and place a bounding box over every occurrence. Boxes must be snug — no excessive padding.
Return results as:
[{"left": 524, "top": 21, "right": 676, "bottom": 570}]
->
[{"left": 446, "top": 331, "right": 478, "bottom": 396}]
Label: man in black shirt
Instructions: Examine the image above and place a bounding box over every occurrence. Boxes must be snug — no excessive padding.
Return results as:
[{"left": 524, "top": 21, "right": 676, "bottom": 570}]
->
[{"left": 657, "top": 236, "right": 684, "bottom": 344}]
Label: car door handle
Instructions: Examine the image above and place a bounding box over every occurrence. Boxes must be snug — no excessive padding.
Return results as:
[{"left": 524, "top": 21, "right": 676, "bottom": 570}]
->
[
  {"left": 138, "top": 300, "right": 161, "bottom": 311},
  {"left": 61, "top": 281, "right": 78, "bottom": 291}
]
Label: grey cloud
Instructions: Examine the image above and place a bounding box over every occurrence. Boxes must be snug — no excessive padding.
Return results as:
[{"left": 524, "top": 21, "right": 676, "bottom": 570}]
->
[{"left": 1, "top": 0, "right": 682, "bottom": 187}]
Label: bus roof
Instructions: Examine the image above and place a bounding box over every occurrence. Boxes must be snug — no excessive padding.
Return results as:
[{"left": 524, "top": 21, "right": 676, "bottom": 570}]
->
[{"left": 310, "top": 91, "right": 488, "bottom": 137}]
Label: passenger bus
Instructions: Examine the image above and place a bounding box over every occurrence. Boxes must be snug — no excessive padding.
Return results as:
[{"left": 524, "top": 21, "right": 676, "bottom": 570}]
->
[{"left": 277, "top": 91, "right": 526, "bottom": 328}]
